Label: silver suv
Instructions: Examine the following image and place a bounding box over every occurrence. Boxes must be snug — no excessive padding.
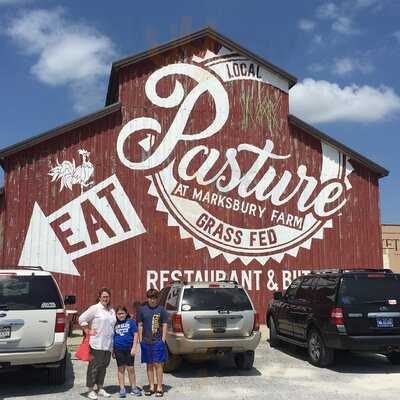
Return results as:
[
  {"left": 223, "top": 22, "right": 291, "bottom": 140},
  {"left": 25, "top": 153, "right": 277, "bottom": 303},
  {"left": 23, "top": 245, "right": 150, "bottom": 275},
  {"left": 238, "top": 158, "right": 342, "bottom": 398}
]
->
[
  {"left": 0, "top": 267, "right": 75, "bottom": 384},
  {"left": 159, "top": 281, "right": 261, "bottom": 371}
]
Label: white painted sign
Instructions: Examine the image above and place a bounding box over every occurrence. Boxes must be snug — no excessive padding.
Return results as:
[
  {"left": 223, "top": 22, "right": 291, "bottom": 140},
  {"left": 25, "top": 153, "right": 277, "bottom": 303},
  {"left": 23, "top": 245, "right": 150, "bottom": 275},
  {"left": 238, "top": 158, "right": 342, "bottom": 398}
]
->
[
  {"left": 116, "top": 48, "right": 353, "bottom": 266},
  {"left": 49, "top": 149, "right": 94, "bottom": 192},
  {"left": 19, "top": 175, "right": 146, "bottom": 275}
]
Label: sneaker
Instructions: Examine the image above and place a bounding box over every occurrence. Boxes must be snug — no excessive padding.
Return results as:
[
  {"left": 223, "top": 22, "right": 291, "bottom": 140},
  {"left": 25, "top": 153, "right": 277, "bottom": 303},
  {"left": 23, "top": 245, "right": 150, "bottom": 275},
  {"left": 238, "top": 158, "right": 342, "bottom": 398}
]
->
[
  {"left": 98, "top": 389, "right": 112, "bottom": 398},
  {"left": 119, "top": 388, "right": 127, "bottom": 398},
  {"left": 88, "top": 391, "right": 98, "bottom": 400},
  {"left": 130, "top": 386, "right": 142, "bottom": 396}
]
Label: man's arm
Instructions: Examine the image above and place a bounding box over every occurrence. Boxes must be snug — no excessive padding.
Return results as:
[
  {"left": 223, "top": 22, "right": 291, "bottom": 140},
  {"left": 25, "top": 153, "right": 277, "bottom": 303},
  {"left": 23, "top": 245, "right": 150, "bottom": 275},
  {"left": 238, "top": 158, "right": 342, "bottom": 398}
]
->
[
  {"left": 161, "top": 323, "right": 167, "bottom": 343},
  {"left": 138, "top": 322, "right": 143, "bottom": 343}
]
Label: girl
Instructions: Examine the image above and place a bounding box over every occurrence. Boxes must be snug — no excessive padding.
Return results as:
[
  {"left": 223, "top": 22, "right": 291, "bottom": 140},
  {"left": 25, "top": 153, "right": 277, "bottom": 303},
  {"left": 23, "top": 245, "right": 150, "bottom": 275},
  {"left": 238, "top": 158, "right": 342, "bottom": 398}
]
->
[
  {"left": 113, "top": 306, "right": 142, "bottom": 398},
  {"left": 79, "top": 288, "right": 116, "bottom": 400}
]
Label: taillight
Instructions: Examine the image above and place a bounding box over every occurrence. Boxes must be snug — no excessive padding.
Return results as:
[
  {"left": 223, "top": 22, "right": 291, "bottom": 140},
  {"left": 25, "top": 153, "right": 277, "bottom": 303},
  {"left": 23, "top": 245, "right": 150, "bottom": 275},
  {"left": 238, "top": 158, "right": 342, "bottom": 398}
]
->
[
  {"left": 55, "top": 312, "right": 66, "bottom": 333},
  {"left": 209, "top": 284, "right": 220, "bottom": 288},
  {"left": 172, "top": 313, "right": 184, "bottom": 333},
  {"left": 330, "top": 307, "right": 344, "bottom": 326},
  {"left": 253, "top": 312, "right": 260, "bottom": 331}
]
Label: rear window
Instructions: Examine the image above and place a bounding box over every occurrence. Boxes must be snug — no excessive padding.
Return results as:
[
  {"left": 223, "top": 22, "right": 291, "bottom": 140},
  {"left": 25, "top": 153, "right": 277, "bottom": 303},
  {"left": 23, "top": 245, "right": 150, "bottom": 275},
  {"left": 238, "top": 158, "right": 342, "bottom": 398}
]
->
[
  {"left": 338, "top": 275, "right": 400, "bottom": 305},
  {"left": 0, "top": 275, "right": 62, "bottom": 310},
  {"left": 181, "top": 287, "right": 253, "bottom": 311}
]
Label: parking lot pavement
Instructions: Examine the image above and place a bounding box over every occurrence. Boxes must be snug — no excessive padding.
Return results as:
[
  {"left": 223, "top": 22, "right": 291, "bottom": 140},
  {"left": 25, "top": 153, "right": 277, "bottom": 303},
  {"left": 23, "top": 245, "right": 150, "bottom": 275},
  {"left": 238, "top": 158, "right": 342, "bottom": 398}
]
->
[{"left": 1, "top": 327, "right": 400, "bottom": 400}]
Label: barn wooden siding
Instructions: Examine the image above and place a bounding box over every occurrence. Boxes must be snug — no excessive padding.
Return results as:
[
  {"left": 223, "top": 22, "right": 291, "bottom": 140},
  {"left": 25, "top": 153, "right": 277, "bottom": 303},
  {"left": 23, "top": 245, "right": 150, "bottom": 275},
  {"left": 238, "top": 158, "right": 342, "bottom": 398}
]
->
[{"left": 0, "top": 31, "right": 386, "bottom": 322}]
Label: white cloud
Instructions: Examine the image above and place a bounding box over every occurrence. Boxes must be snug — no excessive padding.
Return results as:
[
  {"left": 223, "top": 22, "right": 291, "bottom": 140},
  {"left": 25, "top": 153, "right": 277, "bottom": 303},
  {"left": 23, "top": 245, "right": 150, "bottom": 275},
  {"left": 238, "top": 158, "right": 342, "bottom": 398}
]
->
[
  {"left": 315, "top": 1, "right": 374, "bottom": 36},
  {"left": 5, "top": 8, "right": 116, "bottom": 113},
  {"left": 308, "top": 63, "right": 325, "bottom": 73},
  {"left": 316, "top": 2, "right": 338, "bottom": 19},
  {"left": 298, "top": 19, "right": 315, "bottom": 32},
  {"left": 312, "top": 34, "right": 324, "bottom": 45},
  {"left": 332, "top": 16, "right": 359, "bottom": 35},
  {"left": 290, "top": 79, "right": 400, "bottom": 123},
  {"left": 354, "top": 0, "right": 378, "bottom": 8},
  {"left": 333, "top": 57, "right": 374, "bottom": 75}
]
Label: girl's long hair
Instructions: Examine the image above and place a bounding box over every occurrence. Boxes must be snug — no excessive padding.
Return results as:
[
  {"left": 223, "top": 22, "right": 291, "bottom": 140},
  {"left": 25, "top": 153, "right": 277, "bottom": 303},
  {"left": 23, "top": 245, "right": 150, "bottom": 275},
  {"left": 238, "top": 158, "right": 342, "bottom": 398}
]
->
[{"left": 115, "top": 305, "right": 131, "bottom": 319}]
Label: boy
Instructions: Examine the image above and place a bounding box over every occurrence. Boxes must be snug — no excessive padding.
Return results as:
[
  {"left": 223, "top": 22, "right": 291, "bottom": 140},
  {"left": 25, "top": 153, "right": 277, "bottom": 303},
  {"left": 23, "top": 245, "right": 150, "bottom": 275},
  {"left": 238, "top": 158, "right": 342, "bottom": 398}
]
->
[{"left": 138, "top": 289, "right": 168, "bottom": 397}]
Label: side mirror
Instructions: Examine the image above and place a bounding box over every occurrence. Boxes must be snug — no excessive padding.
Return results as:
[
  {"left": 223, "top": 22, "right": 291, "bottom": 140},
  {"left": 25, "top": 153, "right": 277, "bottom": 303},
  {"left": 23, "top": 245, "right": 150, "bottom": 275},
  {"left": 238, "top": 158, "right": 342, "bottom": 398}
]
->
[
  {"left": 273, "top": 291, "right": 283, "bottom": 301},
  {"left": 64, "top": 295, "right": 76, "bottom": 305}
]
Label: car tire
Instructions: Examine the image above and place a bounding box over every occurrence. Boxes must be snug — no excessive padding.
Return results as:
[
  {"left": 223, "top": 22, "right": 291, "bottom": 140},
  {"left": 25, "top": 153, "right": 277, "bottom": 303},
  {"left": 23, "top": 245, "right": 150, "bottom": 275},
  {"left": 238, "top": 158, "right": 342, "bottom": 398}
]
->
[
  {"left": 163, "top": 346, "right": 182, "bottom": 373},
  {"left": 387, "top": 352, "right": 400, "bottom": 365},
  {"left": 307, "top": 329, "right": 334, "bottom": 368},
  {"left": 48, "top": 354, "right": 67, "bottom": 385},
  {"left": 268, "top": 316, "right": 280, "bottom": 348},
  {"left": 234, "top": 351, "right": 254, "bottom": 370}
]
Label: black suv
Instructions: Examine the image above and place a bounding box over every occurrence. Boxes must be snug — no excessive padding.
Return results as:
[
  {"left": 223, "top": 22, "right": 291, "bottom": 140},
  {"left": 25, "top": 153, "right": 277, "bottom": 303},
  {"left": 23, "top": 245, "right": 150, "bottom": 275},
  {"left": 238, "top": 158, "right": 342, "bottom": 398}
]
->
[{"left": 266, "top": 269, "right": 400, "bottom": 367}]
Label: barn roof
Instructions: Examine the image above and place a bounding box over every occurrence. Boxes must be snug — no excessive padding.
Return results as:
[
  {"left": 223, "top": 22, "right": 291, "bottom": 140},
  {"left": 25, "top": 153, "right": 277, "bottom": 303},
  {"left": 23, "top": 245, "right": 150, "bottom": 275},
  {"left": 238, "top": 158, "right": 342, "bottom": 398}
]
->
[
  {"left": 0, "top": 27, "right": 388, "bottom": 178},
  {"left": 289, "top": 115, "right": 388, "bottom": 177},
  {"left": 105, "top": 26, "right": 297, "bottom": 105},
  {"left": 0, "top": 102, "right": 121, "bottom": 160}
]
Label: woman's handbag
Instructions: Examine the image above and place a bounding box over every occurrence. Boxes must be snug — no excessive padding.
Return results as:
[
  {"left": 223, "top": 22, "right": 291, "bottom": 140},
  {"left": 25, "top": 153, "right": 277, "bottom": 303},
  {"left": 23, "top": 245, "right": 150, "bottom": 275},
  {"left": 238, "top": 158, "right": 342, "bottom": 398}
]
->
[{"left": 75, "top": 335, "right": 93, "bottom": 361}]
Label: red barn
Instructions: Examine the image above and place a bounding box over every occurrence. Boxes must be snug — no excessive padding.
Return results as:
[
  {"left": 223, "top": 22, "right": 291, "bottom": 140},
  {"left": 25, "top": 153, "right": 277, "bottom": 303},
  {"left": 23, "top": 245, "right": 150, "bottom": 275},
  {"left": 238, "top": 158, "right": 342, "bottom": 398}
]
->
[{"left": 0, "top": 28, "right": 388, "bottom": 320}]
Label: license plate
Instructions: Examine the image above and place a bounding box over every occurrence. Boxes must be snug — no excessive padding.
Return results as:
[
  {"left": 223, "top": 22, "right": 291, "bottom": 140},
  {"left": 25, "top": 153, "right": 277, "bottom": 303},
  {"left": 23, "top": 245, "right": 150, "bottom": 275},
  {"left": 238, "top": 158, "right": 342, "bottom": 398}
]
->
[
  {"left": 376, "top": 318, "right": 393, "bottom": 328},
  {"left": 0, "top": 326, "right": 11, "bottom": 339},
  {"left": 211, "top": 318, "right": 227, "bottom": 328}
]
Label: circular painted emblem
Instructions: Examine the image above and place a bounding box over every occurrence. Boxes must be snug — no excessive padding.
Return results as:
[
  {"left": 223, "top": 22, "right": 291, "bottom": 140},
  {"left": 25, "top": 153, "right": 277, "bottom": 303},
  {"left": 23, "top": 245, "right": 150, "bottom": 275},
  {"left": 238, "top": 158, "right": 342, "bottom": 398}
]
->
[{"left": 117, "top": 47, "right": 353, "bottom": 265}]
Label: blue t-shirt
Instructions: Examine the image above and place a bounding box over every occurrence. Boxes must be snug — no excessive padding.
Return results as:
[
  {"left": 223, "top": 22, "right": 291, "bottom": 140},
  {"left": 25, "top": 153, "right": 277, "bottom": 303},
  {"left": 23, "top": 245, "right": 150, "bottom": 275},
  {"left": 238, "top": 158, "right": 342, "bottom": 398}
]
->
[
  {"left": 113, "top": 318, "right": 138, "bottom": 351},
  {"left": 138, "top": 304, "right": 169, "bottom": 343}
]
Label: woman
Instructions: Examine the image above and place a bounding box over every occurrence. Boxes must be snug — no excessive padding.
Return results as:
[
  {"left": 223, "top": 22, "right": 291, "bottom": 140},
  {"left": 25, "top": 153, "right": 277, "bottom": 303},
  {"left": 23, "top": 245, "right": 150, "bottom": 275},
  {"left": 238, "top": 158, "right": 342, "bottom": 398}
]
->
[{"left": 79, "top": 287, "right": 116, "bottom": 400}]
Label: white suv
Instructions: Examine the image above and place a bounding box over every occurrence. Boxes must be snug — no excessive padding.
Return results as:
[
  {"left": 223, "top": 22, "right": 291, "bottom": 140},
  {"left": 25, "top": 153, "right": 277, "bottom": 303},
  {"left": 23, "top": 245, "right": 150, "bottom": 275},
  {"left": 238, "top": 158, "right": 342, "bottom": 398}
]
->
[{"left": 0, "top": 267, "right": 75, "bottom": 384}]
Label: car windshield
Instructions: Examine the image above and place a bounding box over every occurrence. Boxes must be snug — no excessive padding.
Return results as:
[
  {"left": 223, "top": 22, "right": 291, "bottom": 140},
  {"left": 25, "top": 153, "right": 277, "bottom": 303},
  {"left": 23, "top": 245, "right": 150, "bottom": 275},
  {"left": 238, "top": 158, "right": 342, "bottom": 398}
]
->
[
  {"left": 181, "top": 287, "right": 253, "bottom": 311},
  {"left": 338, "top": 275, "right": 400, "bottom": 305},
  {"left": 0, "top": 275, "right": 62, "bottom": 310}
]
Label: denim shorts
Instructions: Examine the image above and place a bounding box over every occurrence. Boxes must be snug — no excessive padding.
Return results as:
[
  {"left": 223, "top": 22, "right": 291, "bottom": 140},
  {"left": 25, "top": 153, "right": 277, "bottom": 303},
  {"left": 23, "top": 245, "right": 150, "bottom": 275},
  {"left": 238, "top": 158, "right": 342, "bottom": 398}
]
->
[{"left": 140, "top": 340, "right": 168, "bottom": 364}]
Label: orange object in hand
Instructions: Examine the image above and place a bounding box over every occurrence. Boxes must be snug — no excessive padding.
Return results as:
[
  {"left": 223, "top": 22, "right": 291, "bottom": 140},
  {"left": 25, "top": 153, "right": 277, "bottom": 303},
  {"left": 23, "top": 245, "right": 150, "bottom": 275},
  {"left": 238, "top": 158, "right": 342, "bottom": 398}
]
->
[{"left": 75, "top": 335, "right": 93, "bottom": 362}]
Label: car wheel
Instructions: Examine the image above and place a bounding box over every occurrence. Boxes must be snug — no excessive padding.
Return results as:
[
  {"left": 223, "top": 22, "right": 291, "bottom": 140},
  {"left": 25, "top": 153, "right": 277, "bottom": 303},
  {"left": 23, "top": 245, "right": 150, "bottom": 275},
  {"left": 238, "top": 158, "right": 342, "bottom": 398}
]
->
[
  {"left": 387, "top": 352, "right": 400, "bottom": 365},
  {"left": 268, "top": 316, "right": 280, "bottom": 348},
  {"left": 163, "top": 346, "right": 182, "bottom": 373},
  {"left": 307, "top": 329, "right": 334, "bottom": 367},
  {"left": 234, "top": 351, "right": 255, "bottom": 370},
  {"left": 48, "top": 354, "right": 67, "bottom": 385}
]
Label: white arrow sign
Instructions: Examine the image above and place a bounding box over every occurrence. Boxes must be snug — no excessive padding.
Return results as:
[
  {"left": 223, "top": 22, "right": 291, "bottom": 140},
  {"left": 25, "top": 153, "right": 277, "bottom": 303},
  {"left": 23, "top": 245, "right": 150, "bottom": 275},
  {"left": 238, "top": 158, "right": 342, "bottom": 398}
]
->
[{"left": 18, "top": 175, "right": 146, "bottom": 276}]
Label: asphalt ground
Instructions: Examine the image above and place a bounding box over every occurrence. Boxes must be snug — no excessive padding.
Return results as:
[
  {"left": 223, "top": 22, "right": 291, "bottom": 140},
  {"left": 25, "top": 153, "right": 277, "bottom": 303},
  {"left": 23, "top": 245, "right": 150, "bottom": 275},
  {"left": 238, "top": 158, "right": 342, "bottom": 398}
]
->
[{"left": 0, "top": 327, "right": 399, "bottom": 400}]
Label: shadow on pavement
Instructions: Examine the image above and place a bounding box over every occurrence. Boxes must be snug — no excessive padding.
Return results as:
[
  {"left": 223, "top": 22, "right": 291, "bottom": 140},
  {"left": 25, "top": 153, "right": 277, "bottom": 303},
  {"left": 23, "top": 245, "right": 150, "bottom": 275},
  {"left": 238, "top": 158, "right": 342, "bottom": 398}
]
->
[
  {"left": 169, "top": 353, "right": 262, "bottom": 378},
  {"left": 267, "top": 339, "right": 400, "bottom": 374},
  {"left": 0, "top": 352, "right": 75, "bottom": 399},
  {"left": 98, "top": 384, "right": 173, "bottom": 396}
]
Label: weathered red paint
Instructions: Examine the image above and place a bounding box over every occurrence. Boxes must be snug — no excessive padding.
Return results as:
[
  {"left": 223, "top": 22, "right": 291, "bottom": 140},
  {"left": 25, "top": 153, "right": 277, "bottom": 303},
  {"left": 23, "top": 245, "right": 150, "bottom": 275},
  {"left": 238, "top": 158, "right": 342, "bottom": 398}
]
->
[{"left": 0, "top": 33, "right": 385, "bottom": 322}]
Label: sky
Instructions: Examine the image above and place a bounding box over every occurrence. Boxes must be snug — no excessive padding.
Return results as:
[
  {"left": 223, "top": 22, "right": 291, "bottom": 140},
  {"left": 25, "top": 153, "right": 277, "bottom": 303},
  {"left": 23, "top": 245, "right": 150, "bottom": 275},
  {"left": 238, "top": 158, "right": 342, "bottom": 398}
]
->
[{"left": 0, "top": 0, "right": 399, "bottom": 223}]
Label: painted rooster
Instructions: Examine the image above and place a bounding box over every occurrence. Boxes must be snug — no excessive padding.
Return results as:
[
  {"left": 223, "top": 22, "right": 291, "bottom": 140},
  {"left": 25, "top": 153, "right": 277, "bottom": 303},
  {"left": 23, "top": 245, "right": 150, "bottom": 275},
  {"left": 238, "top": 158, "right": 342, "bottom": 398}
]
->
[{"left": 49, "top": 149, "right": 94, "bottom": 192}]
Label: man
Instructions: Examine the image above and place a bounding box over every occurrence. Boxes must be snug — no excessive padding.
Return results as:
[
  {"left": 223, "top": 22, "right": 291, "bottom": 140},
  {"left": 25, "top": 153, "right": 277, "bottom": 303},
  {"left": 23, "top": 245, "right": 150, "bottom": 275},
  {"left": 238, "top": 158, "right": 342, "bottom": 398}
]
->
[{"left": 138, "top": 289, "right": 168, "bottom": 397}]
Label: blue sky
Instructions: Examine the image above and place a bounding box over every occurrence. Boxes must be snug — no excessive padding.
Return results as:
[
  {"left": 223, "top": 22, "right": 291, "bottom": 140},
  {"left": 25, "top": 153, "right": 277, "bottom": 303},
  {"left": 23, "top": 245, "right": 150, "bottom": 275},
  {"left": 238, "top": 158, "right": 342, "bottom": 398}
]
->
[{"left": 0, "top": 0, "right": 399, "bottom": 223}]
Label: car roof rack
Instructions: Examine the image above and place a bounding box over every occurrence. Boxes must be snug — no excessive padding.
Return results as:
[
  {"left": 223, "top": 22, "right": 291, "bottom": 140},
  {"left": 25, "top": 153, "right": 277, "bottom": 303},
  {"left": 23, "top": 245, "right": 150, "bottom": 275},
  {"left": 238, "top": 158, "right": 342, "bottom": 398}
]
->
[
  {"left": 342, "top": 268, "right": 393, "bottom": 273},
  {"left": 309, "top": 268, "right": 392, "bottom": 275}
]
